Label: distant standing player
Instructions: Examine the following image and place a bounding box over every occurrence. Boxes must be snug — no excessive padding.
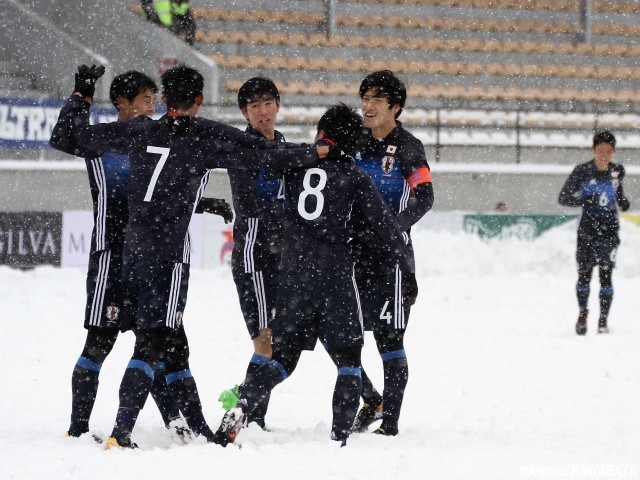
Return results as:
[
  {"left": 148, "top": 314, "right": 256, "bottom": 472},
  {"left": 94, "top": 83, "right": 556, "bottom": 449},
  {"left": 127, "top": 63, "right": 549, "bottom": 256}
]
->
[
  {"left": 217, "top": 78, "right": 286, "bottom": 430},
  {"left": 50, "top": 68, "right": 188, "bottom": 441},
  {"left": 559, "top": 130, "right": 630, "bottom": 335},
  {"left": 350, "top": 71, "right": 434, "bottom": 436}
]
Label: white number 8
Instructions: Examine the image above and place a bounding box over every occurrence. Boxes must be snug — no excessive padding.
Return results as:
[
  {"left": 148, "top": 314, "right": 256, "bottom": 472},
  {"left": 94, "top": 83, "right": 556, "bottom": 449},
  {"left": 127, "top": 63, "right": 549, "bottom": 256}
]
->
[{"left": 297, "top": 168, "right": 327, "bottom": 220}]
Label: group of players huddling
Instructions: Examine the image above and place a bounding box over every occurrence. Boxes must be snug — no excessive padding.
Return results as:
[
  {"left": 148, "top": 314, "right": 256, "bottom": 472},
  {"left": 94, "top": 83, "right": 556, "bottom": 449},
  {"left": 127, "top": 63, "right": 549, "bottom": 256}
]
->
[
  {"left": 51, "top": 58, "right": 630, "bottom": 450},
  {"left": 51, "top": 64, "right": 433, "bottom": 448}
]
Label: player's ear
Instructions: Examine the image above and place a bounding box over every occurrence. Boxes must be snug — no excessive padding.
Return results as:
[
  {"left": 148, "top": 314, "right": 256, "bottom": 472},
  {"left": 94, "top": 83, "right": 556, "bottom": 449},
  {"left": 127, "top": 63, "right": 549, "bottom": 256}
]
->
[
  {"left": 240, "top": 108, "right": 250, "bottom": 121},
  {"left": 196, "top": 93, "right": 204, "bottom": 106},
  {"left": 314, "top": 129, "right": 325, "bottom": 142}
]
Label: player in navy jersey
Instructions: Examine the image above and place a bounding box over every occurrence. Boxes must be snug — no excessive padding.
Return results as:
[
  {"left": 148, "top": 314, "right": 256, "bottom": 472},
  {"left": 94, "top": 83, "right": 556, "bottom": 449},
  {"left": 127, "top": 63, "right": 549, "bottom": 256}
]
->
[
  {"left": 216, "top": 78, "right": 286, "bottom": 429},
  {"left": 350, "top": 71, "right": 434, "bottom": 436},
  {"left": 50, "top": 69, "right": 191, "bottom": 442},
  {"left": 559, "top": 130, "right": 630, "bottom": 335},
  {"left": 53, "top": 64, "right": 327, "bottom": 448},
  {"left": 213, "top": 104, "right": 416, "bottom": 447}
]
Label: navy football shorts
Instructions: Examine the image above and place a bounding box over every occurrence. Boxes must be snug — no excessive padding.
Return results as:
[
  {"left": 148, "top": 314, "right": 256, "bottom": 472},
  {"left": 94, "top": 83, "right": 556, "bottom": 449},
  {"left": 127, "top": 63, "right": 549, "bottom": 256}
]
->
[
  {"left": 84, "top": 250, "right": 128, "bottom": 330},
  {"left": 273, "top": 268, "right": 364, "bottom": 352},
  {"left": 231, "top": 267, "right": 279, "bottom": 339},
  {"left": 121, "top": 261, "right": 189, "bottom": 331},
  {"left": 577, "top": 230, "right": 619, "bottom": 269},
  {"left": 354, "top": 252, "right": 412, "bottom": 333}
]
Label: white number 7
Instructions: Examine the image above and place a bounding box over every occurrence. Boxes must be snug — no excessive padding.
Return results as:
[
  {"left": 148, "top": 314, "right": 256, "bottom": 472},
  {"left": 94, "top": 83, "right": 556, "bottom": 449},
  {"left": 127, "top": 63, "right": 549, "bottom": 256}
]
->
[{"left": 144, "top": 146, "right": 171, "bottom": 202}]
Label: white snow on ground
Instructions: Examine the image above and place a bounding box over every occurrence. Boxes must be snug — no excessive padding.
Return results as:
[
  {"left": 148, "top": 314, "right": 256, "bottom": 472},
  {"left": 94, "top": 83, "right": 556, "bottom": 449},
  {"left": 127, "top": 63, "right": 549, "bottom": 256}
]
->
[{"left": 2, "top": 222, "right": 640, "bottom": 479}]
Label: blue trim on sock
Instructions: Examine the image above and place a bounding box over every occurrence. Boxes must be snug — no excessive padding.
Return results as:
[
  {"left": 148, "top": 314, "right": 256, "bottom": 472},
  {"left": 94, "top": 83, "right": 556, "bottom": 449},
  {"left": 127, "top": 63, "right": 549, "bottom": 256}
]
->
[
  {"left": 338, "top": 367, "right": 362, "bottom": 378},
  {"left": 165, "top": 369, "right": 192, "bottom": 385},
  {"left": 269, "top": 359, "right": 288, "bottom": 381},
  {"left": 76, "top": 356, "right": 101, "bottom": 372},
  {"left": 127, "top": 359, "right": 154, "bottom": 380},
  {"left": 600, "top": 287, "right": 614, "bottom": 294},
  {"left": 155, "top": 362, "right": 166, "bottom": 371},
  {"left": 381, "top": 349, "right": 407, "bottom": 361},
  {"left": 250, "top": 354, "right": 271, "bottom": 365},
  {"left": 576, "top": 283, "right": 590, "bottom": 292}
]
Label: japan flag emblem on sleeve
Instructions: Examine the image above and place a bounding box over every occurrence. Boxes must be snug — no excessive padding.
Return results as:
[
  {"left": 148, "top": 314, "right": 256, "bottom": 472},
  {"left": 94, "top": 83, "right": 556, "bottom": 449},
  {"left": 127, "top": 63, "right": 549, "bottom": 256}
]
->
[{"left": 386, "top": 145, "right": 397, "bottom": 154}]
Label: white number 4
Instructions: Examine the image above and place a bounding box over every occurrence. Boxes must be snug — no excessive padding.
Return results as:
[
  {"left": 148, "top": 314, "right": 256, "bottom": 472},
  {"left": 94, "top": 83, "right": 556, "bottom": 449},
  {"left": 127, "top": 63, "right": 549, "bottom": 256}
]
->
[
  {"left": 380, "top": 300, "right": 392, "bottom": 324},
  {"left": 144, "top": 146, "right": 171, "bottom": 202}
]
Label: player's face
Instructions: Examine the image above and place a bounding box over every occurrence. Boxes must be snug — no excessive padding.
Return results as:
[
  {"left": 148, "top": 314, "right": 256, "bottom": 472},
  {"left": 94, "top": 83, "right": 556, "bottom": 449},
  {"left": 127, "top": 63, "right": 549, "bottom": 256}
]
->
[
  {"left": 360, "top": 88, "right": 400, "bottom": 133},
  {"left": 119, "top": 88, "right": 156, "bottom": 120},
  {"left": 241, "top": 95, "right": 280, "bottom": 139},
  {"left": 593, "top": 142, "right": 615, "bottom": 171}
]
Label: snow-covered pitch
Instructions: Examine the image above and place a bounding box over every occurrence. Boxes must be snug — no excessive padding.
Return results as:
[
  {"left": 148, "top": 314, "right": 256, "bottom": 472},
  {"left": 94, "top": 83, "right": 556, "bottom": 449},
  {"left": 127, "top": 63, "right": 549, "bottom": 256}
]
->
[{"left": 3, "top": 221, "right": 640, "bottom": 479}]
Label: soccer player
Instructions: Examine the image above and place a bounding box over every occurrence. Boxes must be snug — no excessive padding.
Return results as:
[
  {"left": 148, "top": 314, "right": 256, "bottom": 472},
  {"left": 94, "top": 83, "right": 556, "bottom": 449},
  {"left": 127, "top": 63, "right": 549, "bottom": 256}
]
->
[
  {"left": 217, "top": 78, "right": 286, "bottom": 429},
  {"left": 50, "top": 68, "right": 191, "bottom": 442},
  {"left": 213, "top": 104, "right": 417, "bottom": 447},
  {"left": 350, "top": 70, "right": 434, "bottom": 437},
  {"left": 559, "top": 130, "right": 630, "bottom": 335},
  {"left": 52, "top": 63, "right": 327, "bottom": 448}
]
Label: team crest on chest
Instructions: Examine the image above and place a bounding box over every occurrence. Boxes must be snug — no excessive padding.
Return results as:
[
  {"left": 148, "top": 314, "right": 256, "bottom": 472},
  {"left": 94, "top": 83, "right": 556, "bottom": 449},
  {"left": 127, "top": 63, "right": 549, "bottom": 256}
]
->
[
  {"left": 611, "top": 171, "right": 620, "bottom": 189},
  {"left": 382, "top": 156, "right": 395, "bottom": 173}
]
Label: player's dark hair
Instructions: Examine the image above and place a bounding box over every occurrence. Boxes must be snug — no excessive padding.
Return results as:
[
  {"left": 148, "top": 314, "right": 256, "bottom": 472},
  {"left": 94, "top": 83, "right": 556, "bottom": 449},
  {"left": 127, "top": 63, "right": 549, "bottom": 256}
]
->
[
  {"left": 237, "top": 77, "right": 280, "bottom": 109},
  {"left": 593, "top": 130, "right": 616, "bottom": 149},
  {"left": 109, "top": 71, "right": 157, "bottom": 110},
  {"left": 161, "top": 64, "right": 204, "bottom": 110},
  {"left": 359, "top": 70, "right": 406, "bottom": 118},
  {"left": 317, "top": 103, "right": 364, "bottom": 158}
]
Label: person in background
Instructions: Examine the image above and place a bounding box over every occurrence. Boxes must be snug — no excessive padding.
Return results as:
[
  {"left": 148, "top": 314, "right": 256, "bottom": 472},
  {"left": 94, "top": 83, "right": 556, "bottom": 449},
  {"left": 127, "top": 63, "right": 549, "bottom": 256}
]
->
[{"left": 559, "top": 130, "right": 630, "bottom": 335}]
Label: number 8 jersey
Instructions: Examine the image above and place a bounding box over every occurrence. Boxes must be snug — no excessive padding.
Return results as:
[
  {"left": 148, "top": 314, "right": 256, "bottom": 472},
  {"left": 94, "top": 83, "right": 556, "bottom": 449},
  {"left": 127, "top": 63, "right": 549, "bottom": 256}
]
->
[{"left": 279, "top": 154, "right": 413, "bottom": 275}]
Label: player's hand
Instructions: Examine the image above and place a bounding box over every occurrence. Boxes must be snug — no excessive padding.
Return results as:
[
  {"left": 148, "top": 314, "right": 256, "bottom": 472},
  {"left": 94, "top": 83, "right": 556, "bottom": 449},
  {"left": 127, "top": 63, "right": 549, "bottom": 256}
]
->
[
  {"left": 315, "top": 139, "right": 339, "bottom": 159},
  {"left": 619, "top": 197, "right": 631, "bottom": 212},
  {"left": 195, "top": 198, "right": 234, "bottom": 223},
  {"left": 74, "top": 64, "right": 105, "bottom": 98},
  {"left": 582, "top": 193, "right": 601, "bottom": 206},
  {"left": 401, "top": 272, "right": 418, "bottom": 307}
]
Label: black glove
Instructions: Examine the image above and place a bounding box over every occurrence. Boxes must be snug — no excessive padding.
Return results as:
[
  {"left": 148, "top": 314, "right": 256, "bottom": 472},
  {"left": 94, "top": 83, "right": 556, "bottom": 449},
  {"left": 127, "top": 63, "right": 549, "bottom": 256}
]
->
[
  {"left": 582, "top": 193, "right": 601, "bottom": 207},
  {"left": 619, "top": 197, "right": 631, "bottom": 212},
  {"left": 74, "top": 64, "right": 105, "bottom": 98},
  {"left": 195, "top": 197, "right": 233, "bottom": 223},
  {"left": 401, "top": 271, "right": 418, "bottom": 307}
]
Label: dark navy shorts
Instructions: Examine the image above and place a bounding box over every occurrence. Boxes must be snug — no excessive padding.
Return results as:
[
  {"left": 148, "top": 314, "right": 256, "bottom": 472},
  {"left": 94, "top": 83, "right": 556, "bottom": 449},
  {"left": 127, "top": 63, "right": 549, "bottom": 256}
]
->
[
  {"left": 577, "top": 230, "right": 619, "bottom": 269},
  {"left": 354, "top": 249, "right": 412, "bottom": 333},
  {"left": 84, "top": 250, "right": 128, "bottom": 330},
  {"left": 121, "top": 261, "right": 189, "bottom": 331},
  {"left": 273, "top": 268, "right": 364, "bottom": 352},
  {"left": 231, "top": 266, "right": 279, "bottom": 339}
]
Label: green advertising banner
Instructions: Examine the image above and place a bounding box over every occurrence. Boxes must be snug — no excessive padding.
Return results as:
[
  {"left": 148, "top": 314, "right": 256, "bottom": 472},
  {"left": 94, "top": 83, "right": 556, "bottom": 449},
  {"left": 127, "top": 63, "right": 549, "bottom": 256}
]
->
[{"left": 463, "top": 215, "right": 578, "bottom": 241}]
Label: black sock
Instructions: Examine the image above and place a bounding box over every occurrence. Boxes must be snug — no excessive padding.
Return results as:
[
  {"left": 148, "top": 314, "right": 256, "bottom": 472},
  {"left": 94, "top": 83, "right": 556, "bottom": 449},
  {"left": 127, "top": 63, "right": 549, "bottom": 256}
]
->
[
  {"left": 149, "top": 362, "right": 181, "bottom": 428},
  {"left": 242, "top": 355, "right": 273, "bottom": 427},
  {"left": 69, "top": 356, "right": 101, "bottom": 436},
  {"left": 381, "top": 350, "right": 409, "bottom": 432},
  {"left": 360, "top": 367, "right": 383, "bottom": 406},
  {"left": 111, "top": 360, "right": 154, "bottom": 442},
  {"left": 240, "top": 359, "right": 287, "bottom": 416},
  {"left": 331, "top": 369, "right": 362, "bottom": 441},
  {"left": 599, "top": 287, "right": 614, "bottom": 322},
  {"left": 576, "top": 283, "right": 590, "bottom": 311},
  {"left": 166, "top": 369, "right": 214, "bottom": 440}
]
